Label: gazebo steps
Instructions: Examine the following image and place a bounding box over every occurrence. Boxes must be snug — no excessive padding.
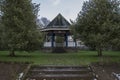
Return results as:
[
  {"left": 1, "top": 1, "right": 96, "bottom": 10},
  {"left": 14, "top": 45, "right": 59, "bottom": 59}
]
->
[{"left": 52, "top": 47, "right": 66, "bottom": 53}]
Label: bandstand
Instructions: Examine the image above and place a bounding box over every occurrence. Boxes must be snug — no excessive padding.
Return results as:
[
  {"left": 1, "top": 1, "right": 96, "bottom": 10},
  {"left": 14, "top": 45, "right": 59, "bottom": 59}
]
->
[{"left": 41, "top": 13, "right": 77, "bottom": 52}]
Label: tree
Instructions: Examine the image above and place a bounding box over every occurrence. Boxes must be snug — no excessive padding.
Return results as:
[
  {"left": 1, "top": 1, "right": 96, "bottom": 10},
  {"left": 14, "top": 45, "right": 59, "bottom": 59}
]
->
[
  {"left": 0, "top": 15, "right": 3, "bottom": 49},
  {"left": 70, "top": 20, "right": 79, "bottom": 48},
  {"left": 74, "top": 0, "right": 120, "bottom": 56},
  {"left": 0, "top": 0, "right": 42, "bottom": 56}
]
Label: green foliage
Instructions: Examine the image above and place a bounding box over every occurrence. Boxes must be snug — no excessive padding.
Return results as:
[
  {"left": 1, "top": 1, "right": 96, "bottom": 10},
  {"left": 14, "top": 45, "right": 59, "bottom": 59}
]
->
[
  {"left": 0, "top": 0, "right": 42, "bottom": 55},
  {"left": 74, "top": 0, "right": 120, "bottom": 56},
  {"left": 0, "top": 17, "right": 3, "bottom": 49},
  {"left": 70, "top": 20, "right": 80, "bottom": 41},
  {"left": 0, "top": 14, "right": 7, "bottom": 50}
]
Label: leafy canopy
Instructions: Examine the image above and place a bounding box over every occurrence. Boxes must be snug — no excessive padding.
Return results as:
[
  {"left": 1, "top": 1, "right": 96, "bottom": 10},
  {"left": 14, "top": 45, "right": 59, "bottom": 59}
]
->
[
  {"left": 74, "top": 0, "right": 120, "bottom": 55},
  {"left": 0, "top": 0, "right": 42, "bottom": 55}
]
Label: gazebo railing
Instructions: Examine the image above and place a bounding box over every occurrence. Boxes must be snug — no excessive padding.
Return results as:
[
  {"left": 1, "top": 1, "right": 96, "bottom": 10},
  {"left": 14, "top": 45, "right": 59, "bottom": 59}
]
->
[{"left": 44, "top": 41, "right": 76, "bottom": 47}]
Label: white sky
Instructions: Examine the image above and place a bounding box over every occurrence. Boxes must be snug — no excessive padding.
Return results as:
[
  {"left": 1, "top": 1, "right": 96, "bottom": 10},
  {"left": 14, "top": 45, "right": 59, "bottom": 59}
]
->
[{"left": 32, "top": 0, "right": 87, "bottom": 21}]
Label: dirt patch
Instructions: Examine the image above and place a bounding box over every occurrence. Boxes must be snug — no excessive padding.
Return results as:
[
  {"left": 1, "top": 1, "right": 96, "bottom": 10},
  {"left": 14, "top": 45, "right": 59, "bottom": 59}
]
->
[
  {"left": 92, "top": 62, "right": 120, "bottom": 80},
  {"left": 0, "top": 62, "right": 29, "bottom": 80}
]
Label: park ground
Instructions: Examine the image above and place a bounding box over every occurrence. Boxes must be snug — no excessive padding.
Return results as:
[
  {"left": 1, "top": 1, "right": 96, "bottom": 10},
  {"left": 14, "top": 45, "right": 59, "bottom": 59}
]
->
[
  {"left": 0, "top": 51, "right": 120, "bottom": 80},
  {"left": 0, "top": 50, "right": 120, "bottom": 65}
]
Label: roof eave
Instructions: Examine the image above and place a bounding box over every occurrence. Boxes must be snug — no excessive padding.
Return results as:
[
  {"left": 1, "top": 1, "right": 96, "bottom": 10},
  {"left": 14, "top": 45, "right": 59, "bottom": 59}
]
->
[{"left": 41, "top": 27, "right": 70, "bottom": 32}]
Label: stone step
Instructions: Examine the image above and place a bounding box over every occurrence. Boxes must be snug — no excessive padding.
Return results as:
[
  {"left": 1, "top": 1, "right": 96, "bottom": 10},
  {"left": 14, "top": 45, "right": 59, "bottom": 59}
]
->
[
  {"left": 27, "top": 74, "right": 94, "bottom": 80},
  {"left": 30, "top": 66, "right": 90, "bottom": 70},
  {"left": 25, "top": 66, "right": 95, "bottom": 80},
  {"left": 30, "top": 68, "right": 91, "bottom": 71},
  {"left": 29, "top": 69, "right": 92, "bottom": 74}
]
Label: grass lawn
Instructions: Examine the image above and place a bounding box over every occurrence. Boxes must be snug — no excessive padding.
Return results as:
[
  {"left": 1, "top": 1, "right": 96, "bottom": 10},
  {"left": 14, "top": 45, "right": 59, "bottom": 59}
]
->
[{"left": 0, "top": 51, "right": 120, "bottom": 65}]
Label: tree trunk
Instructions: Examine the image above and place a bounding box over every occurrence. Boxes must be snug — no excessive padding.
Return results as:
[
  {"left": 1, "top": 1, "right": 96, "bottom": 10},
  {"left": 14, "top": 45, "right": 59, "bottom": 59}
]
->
[
  {"left": 9, "top": 49, "right": 15, "bottom": 57},
  {"left": 97, "top": 47, "right": 102, "bottom": 57}
]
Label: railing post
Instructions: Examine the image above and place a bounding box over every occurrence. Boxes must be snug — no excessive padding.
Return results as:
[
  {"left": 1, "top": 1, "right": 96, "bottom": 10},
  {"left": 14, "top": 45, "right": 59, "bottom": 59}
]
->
[{"left": 51, "top": 32, "right": 55, "bottom": 47}]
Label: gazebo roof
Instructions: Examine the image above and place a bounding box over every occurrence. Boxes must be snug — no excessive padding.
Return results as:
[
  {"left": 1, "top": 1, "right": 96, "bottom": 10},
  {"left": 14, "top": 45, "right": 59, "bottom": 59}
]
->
[
  {"left": 41, "top": 13, "right": 71, "bottom": 31},
  {"left": 47, "top": 13, "right": 70, "bottom": 27}
]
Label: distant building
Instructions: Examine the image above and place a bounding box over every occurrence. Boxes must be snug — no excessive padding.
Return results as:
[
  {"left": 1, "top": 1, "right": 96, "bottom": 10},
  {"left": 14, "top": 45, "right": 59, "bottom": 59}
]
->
[
  {"left": 36, "top": 17, "right": 50, "bottom": 29},
  {"left": 41, "top": 17, "right": 50, "bottom": 27}
]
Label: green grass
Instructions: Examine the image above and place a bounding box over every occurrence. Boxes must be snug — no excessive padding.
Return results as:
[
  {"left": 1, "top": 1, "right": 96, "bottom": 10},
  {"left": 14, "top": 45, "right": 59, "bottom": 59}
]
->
[{"left": 0, "top": 51, "right": 120, "bottom": 65}]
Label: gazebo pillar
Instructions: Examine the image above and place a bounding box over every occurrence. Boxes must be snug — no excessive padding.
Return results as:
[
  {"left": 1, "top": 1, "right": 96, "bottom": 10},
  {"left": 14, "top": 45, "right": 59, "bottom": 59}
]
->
[
  {"left": 51, "top": 32, "right": 55, "bottom": 47},
  {"left": 65, "top": 32, "right": 68, "bottom": 47}
]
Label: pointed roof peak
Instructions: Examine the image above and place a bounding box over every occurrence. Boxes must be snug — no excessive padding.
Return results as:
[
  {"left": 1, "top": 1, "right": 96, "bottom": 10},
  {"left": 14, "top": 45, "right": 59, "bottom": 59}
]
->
[
  {"left": 47, "top": 13, "right": 70, "bottom": 28},
  {"left": 57, "top": 13, "right": 62, "bottom": 16}
]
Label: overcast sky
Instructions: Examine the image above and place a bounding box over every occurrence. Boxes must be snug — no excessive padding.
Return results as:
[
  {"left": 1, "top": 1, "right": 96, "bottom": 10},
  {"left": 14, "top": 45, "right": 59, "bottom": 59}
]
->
[{"left": 32, "top": 0, "right": 87, "bottom": 21}]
